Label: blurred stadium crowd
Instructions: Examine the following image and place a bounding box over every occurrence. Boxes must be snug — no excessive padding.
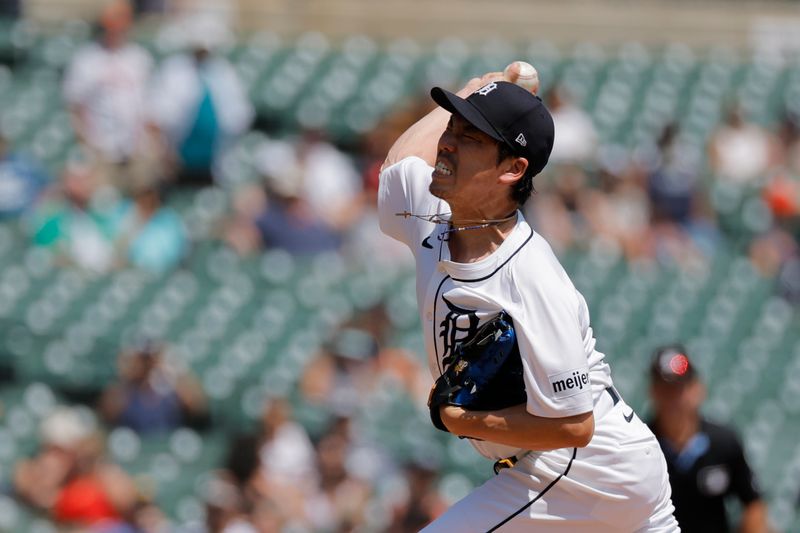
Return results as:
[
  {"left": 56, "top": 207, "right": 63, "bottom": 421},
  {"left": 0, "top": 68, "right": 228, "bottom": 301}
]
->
[{"left": 0, "top": 0, "right": 798, "bottom": 532}]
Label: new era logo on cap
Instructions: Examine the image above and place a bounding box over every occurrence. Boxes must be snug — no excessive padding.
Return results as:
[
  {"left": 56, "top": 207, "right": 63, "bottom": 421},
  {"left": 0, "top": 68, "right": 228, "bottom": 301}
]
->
[{"left": 515, "top": 133, "right": 527, "bottom": 146}]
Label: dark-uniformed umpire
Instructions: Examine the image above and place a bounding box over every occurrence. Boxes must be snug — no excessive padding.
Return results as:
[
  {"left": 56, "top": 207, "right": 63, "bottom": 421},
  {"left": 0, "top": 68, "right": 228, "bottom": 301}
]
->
[{"left": 646, "top": 344, "right": 770, "bottom": 533}]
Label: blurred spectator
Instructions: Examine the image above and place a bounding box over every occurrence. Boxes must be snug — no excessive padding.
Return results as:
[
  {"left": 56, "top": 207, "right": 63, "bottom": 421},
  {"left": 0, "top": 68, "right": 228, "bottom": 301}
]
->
[
  {"left": 763, "top": 113, "right": 800, "bottom": 228},
  {"left": 257, "top": 131, "right": 364, "bottom": 231},
  {"left": 63, "top": 0, "right": 160, "bottom": 193},
  {"left": 777, "top": 252, "right": 800, "bottom": 304},
  {"left": 582, "top": 163, "right": 653, "bottom": 260},
  {"left": 99, "top": 340, "right": 208, "bottom": 435},
  {"left": 223, "top": 400, "right": 316, "bottom": 531},
  {"left": 644, "top": 123, "right": 702, "bottom": 225},
  {"left": 753, "top": 111, "right": 800, "bottom": 302},
  {"left": 749, "top": 227, "right": 798, "bottom": 279},
  {"left": 304, "top": 420, "right": 373, "bottom": 532},
  {"left": 29, "top": 161, "right": 120, "bottom": 273},
  {"left": 648, "top": 218, "right": 713, "bottom": 268},
  {"left": 183, "top": 472, "right": 259, "bottom": 533},
  {"left": 221, "top": 181, "right": 267, "bottom": 255},
  {"left": 300, "top": 327, "right": 380, "bottom": 415},
  {"left": 0, "top": 133, "right": 49, "bottom": 219},
  {"left": 14, "top": 406, "right": 140, "bottom": 529},
  {"left": 296, "top": 130, "right": 364, "bottom": 230},
  {"left": 203, "top": 476, "right": 258, "bottom": 533},
  {"left": 256, "top": 398, "right": 317, "bottom": 495},
  {"left": 248, "top": 499, "right": 287, "bottom": 533},
  {"left": 347, "top": 111, "right": 417, "bottom": 266},
  {"left": 149, "top": 16, "right": 253, "bottom": 187},
  {"left": 110, "top": 183, "right": 188, "bottom": 273},
  {"left": 386, "top": 461, "right": 447, "bottom": 533},
  {"left": 254, "top": 164, "right": 342, "bottom": 255},
  {"left": 526, "top": 165, "right": 593, "bottom": 254},
  {"left": 225, "top": 133, "right": 365, "bottom": 256},
  {"left": 642, "top": 124, "right": 721, "bottom": 260},
  {"left": 646, "top": 344, "right": 769, "bottom": 533},
  {"left": 708, "top": 105, "right": 777, "bottom": 185},
  {"left": 546, "top": 83, "right": 597, "bottom": 165},
  {"left": 775, "top": 112, "right": 800, "bottom": 175},
  {"left": 352, "top": 304, "right": 429, "bottom": 401}
]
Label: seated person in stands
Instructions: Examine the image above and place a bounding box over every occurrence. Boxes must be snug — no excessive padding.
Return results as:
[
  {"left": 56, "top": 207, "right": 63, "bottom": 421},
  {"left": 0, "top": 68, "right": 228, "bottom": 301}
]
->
[
  {"left": 253, "top": 166, "right": 343, "bottom": 255},
  {"left": 30, "top": 161, "right": 120, "bottom": 273},
  {"left": 0, "top": 133, "right": 49, "bottom": 220},
  {"left": 201, "top": 472, "right": 261, "bottom": 533},
  {"left": 111, "top": 183, "right": 188, "bottom": 273},
  {"left": 13, "top": 407, "right": 140, "bottom": 528},
  {"left": 99, "top": 340, "right": 208, "bottom": 435}
]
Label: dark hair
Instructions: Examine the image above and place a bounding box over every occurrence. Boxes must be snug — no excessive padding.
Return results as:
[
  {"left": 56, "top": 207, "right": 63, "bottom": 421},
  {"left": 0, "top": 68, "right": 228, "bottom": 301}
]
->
[{"left": 497, "top": 142, "right": 536, "bottom": 206}]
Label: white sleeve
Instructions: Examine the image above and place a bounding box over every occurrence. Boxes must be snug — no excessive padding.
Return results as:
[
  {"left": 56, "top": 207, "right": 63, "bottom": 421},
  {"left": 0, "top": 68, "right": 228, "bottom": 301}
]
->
[
  {"left": 509, "top": 267, "right": 594, "bottom": 418},
  {"left": 212, "top": 58, "right": 254, "bottom": 136},
  {"left": 377, "top": 156, "right": 441, "bottom": 247}
]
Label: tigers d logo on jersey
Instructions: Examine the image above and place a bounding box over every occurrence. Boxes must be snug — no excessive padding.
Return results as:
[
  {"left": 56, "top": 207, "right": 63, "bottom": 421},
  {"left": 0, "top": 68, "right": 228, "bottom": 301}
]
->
[{"left": 439, "top": 296, "right": 479, "bottom": 369}]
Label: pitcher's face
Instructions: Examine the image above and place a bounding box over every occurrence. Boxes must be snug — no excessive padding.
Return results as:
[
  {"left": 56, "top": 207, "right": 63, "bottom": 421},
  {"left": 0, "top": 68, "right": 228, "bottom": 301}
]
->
[{"left": 430, "top": 114, "right": 507, "bottom": 211}]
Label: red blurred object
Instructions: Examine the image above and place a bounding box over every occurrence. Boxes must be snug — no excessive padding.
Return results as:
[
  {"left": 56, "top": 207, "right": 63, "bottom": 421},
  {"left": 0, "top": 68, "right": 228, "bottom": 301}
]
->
[
  {"left": 669, "top": 354, "right": 690, "bottom": 377},
  {"left": 763, "top": 174, "right": 799, "bottom": 218},
  {"left": 53, "top": 476, "right": 120, "bottom": 525}
]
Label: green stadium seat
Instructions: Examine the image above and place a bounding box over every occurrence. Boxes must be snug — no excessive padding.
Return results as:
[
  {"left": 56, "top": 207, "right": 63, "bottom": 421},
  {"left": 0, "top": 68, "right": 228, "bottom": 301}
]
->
[
  {"left": 0, "top": 426, "right": 18, "bottom": 465},
  {"left": 174, "top": 495, "right": 205, "bottom": 525},
  {"left": 27, "top": 518, "right": 58, "bottom": 533},
  {"left": 438, "top": 472, "right": 476, "bottom": 504},
  {"left": 259, "top": 248, "right": 296, "bottom": 285},
  {"left": 6, "top": 404, "right": 36, "bottom": 440},
  {"left": 0, "top": 495, "right": 23, "bottom": 533},
  {"left": 108, "top": 427, "right": 143, "bottom": 465}
]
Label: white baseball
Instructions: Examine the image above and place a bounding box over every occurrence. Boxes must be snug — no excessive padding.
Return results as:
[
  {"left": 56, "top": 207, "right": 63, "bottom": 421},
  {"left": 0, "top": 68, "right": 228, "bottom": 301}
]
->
[{"left": 503, "top": 61, "right": 540, "bottom": 95}]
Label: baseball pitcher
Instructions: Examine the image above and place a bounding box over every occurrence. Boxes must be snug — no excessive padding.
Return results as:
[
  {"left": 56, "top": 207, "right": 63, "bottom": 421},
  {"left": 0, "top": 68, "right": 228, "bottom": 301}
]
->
[{"left": 377, "top": 70, "right": 679, "bottom": 532}]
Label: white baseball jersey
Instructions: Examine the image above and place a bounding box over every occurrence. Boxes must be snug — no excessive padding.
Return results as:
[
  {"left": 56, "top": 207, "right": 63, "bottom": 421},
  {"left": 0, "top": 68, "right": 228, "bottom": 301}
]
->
[
  {"left": 379, "top": 156, "right": 613, "bottom": 460},
  {"left": 378, "top": 156, "right": 678, "bottom": 532}
]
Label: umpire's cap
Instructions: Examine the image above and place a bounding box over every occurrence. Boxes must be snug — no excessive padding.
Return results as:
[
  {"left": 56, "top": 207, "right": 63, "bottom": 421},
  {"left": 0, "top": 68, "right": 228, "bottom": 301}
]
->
[
  {"left": 430, "top": 81, "right": 554, "bottom": 177},
  {"left": 650, "top": 344, "right": 698, "bottom": 384}
]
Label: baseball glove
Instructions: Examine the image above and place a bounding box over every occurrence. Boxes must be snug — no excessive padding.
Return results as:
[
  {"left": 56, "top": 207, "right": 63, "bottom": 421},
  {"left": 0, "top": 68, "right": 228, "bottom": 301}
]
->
[{"left": 428, "top": 311, "right": 526, "bottom": 433}]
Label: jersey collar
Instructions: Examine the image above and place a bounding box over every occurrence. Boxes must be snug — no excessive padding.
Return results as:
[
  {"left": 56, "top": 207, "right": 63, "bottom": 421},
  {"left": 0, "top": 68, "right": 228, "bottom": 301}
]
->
[{"left": 438, "top": 211, "right": 531, "bottom": 281}]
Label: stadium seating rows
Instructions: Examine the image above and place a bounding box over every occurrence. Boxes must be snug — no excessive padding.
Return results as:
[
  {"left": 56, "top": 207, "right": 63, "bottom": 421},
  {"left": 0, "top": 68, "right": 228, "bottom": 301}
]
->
[
  {"left": 0, "top": 19, "right": 798, "bottom": 169},
  {"left": 7, "top": 225, "right": 796, "bottom": 527}
]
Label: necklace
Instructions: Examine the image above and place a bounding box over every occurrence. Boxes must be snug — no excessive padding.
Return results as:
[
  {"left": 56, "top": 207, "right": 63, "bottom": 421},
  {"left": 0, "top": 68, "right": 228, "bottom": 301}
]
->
[{"left": 395, "top": 211, "right": 517, "bottom": 233}]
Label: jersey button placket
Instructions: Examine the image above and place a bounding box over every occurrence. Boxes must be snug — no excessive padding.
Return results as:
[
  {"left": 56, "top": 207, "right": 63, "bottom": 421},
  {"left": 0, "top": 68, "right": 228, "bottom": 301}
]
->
[
  {"left": 430, "top": 265, "right": 446, "bottom": 321},
  {"left": 422, "top": 262, "right": 447, "bottom": 366}
]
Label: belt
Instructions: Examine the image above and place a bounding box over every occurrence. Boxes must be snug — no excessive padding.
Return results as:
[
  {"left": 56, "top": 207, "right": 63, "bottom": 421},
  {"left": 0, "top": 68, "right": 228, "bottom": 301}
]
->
[
  {"left": 594, "top": 385, "right": 622, "bottom": 420},
  {"left": 493, "top": 386, "right": 623, "bottom": 475},
  {"left": 493, "top": 456, "right": 518, "bottom": 474}
]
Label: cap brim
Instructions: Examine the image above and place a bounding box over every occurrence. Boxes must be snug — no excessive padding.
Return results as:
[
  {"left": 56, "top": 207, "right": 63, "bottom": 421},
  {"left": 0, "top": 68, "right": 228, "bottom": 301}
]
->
[{"left": 430, "top": 87, "right": 505, "bottom": 144}]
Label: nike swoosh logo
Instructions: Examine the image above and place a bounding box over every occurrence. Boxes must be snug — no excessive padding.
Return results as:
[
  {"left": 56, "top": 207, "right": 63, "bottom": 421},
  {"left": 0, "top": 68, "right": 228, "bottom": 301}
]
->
[
  {"left": 422, "top": 236, "right": 433, "bottom": 249},
  {"left": 623, "top": 410, "right": 635, "bottom": 423}
]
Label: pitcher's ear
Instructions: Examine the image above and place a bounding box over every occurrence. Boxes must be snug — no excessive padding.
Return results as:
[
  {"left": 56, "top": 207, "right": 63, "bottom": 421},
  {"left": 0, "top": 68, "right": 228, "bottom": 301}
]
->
[{"left": 499, "top": 157, "right": 528, "bottom": 185}]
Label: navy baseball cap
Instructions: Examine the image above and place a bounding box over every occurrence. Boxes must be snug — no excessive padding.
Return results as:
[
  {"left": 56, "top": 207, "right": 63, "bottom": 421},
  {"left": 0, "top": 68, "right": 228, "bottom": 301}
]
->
[
  {"left": 650, "top": 344, "right": 697, "bottom": 384},
  {"left": 430, "top": 81, "right": 554, "bottom": 177}
]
